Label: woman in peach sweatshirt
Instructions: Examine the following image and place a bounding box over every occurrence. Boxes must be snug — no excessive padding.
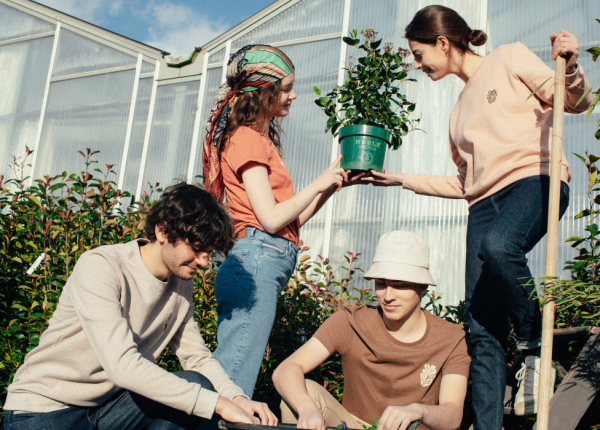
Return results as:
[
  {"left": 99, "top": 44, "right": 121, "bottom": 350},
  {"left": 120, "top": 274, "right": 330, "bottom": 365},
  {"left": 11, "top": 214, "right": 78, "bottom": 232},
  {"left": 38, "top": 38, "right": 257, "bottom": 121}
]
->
[{"left": 362, "top": 5, "right": 593, "bottom": 430}]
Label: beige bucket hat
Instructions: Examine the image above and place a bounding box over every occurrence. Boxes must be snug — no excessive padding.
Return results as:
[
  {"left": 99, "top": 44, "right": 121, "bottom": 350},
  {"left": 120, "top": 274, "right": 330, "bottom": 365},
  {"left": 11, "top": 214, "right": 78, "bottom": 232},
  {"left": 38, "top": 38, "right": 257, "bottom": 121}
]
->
[{"left": 363, "top": 231, "right": 436, "bottom": 286}]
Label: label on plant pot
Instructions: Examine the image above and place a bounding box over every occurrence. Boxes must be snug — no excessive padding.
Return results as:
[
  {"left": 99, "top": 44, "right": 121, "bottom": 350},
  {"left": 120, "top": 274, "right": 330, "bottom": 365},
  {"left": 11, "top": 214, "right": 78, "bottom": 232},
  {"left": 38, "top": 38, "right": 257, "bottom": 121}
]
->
[{"left": 341, "top": 136, "right": 388, "bottom": 172}]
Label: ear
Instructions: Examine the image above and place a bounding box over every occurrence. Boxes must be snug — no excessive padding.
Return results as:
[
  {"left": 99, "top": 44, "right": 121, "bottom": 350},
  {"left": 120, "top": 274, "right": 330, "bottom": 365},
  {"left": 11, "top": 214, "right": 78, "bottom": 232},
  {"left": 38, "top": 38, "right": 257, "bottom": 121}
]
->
[
  {"left": 154, "top": 222, "right": 168, "bottom": 244},
  {"left": 436, "top": 35, "right": 450, "bottom": 53}
]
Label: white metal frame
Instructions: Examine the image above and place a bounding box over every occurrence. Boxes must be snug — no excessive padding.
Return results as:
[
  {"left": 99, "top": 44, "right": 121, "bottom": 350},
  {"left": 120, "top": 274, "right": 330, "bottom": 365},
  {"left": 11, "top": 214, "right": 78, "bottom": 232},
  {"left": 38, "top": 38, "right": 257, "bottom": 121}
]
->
[
  {"left": 220, "top": 40, "right": 232, "bottom": 84},
  {"left": 27, "top": 22, "right": 60, "bottom": 187},
  {"left": 321, "top": 0, "right": 352, "bottom": 259},
  {"left": 50, "top": 64, "right": 138, "bottom": 82},
  {"left": 117, "top": 53, "right": 143, "bottom": 189},
  {"left": 187, "top": 51, "right": 211, "bottom": 182},
  {"left": 2, "top": 0, "right": 164, "bottom": 61},
  {"left": 0, "top": 31, "right": 54, "bottom": 46},
  {"left": 135, "top": 60, "right": 161, "bottom": 200}
]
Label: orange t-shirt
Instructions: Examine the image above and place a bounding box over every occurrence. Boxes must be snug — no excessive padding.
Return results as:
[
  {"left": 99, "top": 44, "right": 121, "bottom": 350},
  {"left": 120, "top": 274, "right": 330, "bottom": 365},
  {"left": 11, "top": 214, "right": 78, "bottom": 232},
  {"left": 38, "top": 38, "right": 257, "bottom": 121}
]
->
[{"left": 221, "top": 126, "right": 300, "bottom": 245}]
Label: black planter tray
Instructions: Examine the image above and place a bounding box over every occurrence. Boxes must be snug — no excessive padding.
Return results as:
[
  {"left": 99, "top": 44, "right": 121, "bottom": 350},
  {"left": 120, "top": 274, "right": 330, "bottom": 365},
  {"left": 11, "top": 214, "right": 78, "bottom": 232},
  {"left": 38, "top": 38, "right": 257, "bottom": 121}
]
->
[{"left": 219, "top": 419, "right": 423, "bottom": 430}]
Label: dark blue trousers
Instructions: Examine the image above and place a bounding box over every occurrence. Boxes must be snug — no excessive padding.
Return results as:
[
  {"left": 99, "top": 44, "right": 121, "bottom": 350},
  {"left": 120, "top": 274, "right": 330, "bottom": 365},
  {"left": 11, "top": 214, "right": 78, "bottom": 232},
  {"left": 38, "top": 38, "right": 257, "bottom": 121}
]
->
[
  {"left": 4, "top": 371, "right": 219, "bottom": 430},
  {"left": 465, "top": 175, "right": 569, "bottom": 430}
]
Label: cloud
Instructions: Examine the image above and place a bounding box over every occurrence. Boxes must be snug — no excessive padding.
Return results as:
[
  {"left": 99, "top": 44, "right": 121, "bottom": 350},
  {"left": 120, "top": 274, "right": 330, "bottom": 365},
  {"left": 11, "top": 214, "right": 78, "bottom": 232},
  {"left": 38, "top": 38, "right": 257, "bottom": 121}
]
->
[
  {"left": 141, "top": 1, "right": 228, "bottom": 54},
  {"left": 109, "top": 0, "right": 124, "bottom": 17},
  {"left": 36, "top": 0, "right": 118, "bottom": 23}
]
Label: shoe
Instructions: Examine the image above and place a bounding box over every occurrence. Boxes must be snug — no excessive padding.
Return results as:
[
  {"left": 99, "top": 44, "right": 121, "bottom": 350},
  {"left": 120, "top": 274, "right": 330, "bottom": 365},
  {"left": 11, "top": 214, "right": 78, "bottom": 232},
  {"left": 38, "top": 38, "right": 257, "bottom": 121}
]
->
[{"left": 512, "top": 355, "right": 556, "bottom": 416}]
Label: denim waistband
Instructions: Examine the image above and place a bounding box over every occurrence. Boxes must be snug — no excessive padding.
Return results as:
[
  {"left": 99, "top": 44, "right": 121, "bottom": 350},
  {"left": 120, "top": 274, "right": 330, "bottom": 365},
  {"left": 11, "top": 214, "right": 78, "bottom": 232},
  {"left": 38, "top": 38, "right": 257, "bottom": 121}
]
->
[{"left": 244, "top": 227, "right": 298, "bottom": 253}]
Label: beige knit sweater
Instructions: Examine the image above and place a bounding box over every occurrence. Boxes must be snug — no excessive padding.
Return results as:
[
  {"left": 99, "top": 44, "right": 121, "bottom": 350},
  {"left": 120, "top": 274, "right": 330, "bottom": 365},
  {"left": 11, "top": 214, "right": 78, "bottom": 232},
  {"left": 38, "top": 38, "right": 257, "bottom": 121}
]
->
[
  {"left": 5, "top": 239, "right": 244, "bottom": 418},
  {"left": 402, "top": 42, "right": 593, "bottom": 206}
]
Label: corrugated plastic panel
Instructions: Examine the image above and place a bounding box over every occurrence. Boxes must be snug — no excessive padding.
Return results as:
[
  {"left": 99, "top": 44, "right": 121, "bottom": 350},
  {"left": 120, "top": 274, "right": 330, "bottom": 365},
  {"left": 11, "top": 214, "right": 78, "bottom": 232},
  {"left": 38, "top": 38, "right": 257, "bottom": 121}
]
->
[
  {"left": 276, "top": 39, "right": 341, "bottom": 256},
  {"left": 122, "top": 77, "right": 154, "bottom": 198},
  {"left": 141, "top": 80, "right": 200, "bottom": 192},
  {"left": 487, "top": 0, "right": 600, "bottom": 281},
  {"left": 0, "top": 36, "right": 54, "bottom": 180},
  {"left": 35, "top": 70, "right": 135, "bottom": 180},
  {"left": 209, "top": 48, "right": 226, "bottom": 64},
  {"left": 141, "top": 60, "right": 155, "bottom": 74},
  {"left": 192, "top": 67, "right": 223, "bottom": 180},
  {"left": 0, "top": 2, "right": 54, "bottom": 42},
  {"left": 52, "top": 29, "right": 137, "bottom": 78},
  {"left": 231, "top": 0, "right": 344, "bottom": 51}
]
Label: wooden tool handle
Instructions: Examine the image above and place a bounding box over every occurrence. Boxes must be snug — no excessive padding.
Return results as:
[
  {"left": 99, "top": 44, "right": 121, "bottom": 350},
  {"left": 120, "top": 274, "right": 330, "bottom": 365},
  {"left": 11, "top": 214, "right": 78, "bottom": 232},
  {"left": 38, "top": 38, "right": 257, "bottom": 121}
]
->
[{"left": 537, "top": 54, "right": 566, "bottom": 430}]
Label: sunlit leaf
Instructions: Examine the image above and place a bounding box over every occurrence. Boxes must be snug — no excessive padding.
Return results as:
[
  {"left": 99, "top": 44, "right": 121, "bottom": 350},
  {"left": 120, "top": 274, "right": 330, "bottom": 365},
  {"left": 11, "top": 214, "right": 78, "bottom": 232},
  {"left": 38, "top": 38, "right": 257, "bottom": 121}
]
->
[
  {"left": 586, "top": 46, "right": 600, "bottom": 62},
  {"left": 575, "top": 87, "right": 593, "bottom": 106},
  {"left": 527, "top": 77, "right": 551, "bottom": 100}
]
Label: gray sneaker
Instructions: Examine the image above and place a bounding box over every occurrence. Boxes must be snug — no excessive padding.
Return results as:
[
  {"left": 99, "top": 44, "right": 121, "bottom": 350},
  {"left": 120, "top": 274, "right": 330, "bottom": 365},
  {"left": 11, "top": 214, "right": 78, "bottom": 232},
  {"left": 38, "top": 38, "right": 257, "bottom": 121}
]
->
[{"left": 512, "top": 355, "right": 556, "bottom": 416}]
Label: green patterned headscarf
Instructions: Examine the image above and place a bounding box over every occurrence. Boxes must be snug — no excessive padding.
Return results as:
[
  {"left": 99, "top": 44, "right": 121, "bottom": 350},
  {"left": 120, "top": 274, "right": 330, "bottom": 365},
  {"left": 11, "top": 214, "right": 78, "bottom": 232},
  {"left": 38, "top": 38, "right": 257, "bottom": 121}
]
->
[{"left": 202, "top": 45, "right": 295, "bottom": 202}]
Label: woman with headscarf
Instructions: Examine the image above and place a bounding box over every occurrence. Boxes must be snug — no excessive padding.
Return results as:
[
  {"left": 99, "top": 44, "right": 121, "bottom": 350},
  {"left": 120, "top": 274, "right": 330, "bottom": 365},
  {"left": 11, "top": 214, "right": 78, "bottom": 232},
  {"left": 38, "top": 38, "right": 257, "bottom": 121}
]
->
[{"left": 203, "top": 45, "right": 348, "bottom": 398}]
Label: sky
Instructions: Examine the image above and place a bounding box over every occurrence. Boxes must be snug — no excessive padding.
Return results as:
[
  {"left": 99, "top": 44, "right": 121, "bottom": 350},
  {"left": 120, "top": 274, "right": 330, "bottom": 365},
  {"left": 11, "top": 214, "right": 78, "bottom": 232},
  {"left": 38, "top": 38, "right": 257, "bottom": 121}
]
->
[{"left": 34, "top": 0, "right": 276, "bottom": 54}]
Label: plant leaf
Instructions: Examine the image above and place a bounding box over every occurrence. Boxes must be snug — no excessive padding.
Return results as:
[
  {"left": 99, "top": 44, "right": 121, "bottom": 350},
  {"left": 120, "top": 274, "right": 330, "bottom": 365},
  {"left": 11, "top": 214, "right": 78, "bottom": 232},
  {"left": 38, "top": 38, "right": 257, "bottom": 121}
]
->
[
  {"left": 313, "top": 87, "right": 321, "bottom": 96},
  {"left": 575, "top": 87, "right": 593, "bottom": 107},
  {"left": 527, "top": 77, "right": 551, "bottom": 100},
  {"left": 586, "top": 92, "right": 600, "bottom": 121},
  {"left": 586, "top": 46, "right": 600, "bottom": 62},
  {"left": 342, "top": 36, "right": 357, "bottom": 46}
]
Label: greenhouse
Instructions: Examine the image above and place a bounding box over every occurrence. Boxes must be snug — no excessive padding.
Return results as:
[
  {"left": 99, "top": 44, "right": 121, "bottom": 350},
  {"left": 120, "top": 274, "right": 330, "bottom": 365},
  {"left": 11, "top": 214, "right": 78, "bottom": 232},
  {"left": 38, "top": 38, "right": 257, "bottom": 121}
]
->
[{"left": 1, "top": 0, "right": 599, "bottom": 305}]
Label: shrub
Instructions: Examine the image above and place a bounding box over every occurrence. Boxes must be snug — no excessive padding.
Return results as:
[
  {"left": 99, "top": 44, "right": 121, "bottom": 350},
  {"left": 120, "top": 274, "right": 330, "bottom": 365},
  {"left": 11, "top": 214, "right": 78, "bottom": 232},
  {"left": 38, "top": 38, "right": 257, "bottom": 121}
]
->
[{"left": 0, "top": 149, "right": 148, "bottom": 411}]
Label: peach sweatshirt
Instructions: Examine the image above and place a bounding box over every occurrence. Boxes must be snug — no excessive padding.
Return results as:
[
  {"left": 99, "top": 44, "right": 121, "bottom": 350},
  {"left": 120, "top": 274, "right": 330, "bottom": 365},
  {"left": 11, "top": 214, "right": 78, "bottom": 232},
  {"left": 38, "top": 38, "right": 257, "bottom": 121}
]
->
[
  {"left": 5, "top": 240, "right": 245, "bottom": 418},
  {"left": 402, "top": 42, "right": 593, "bottom": 206}
]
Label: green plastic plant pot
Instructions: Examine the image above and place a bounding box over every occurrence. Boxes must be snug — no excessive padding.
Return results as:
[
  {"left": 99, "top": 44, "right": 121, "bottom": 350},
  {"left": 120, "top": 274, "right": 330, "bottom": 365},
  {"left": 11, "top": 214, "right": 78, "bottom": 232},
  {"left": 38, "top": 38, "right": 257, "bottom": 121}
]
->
[{"left": 339, "top": 124, "right": 391, "bottom": 172}]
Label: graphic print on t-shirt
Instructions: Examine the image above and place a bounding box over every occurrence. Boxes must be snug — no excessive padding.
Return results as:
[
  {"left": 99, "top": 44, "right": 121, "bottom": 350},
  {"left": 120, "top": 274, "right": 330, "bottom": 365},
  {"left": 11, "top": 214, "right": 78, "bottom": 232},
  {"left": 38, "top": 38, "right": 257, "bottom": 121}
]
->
[{"left": 420, "top": 363, "right": 437, "bottom": 387}]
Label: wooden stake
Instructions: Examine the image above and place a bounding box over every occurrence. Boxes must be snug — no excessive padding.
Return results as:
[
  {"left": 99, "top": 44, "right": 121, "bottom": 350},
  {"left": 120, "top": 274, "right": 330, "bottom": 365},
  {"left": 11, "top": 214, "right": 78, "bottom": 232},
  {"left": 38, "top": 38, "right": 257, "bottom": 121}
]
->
[{"left": 537, "top": 55, "right": 566, "bottom": 430}]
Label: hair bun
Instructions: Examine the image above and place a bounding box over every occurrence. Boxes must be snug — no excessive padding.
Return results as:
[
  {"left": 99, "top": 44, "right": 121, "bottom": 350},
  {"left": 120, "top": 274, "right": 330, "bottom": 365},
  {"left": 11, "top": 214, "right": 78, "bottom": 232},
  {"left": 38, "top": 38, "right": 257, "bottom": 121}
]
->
[{"left": 469, "top": 29, "right": 487, "bottom": 47}]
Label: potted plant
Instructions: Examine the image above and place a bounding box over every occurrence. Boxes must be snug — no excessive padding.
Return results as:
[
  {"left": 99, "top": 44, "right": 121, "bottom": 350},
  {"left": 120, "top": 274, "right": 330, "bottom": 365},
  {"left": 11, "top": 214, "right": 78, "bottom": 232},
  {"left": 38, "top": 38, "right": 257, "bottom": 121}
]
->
[{"left": 314, "top": 29, "right": 421, "bottom": 172}]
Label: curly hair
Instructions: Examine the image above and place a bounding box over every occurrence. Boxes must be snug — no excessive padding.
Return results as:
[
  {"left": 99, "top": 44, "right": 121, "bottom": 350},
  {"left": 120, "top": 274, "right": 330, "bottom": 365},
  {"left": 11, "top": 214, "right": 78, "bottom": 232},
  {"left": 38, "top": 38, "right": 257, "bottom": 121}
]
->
[
  {"left": 217, "top": 79, "right": 284, "bottom": 157},
  {"left": 144, "top": 183, "right": 234, "bottom": 256}
]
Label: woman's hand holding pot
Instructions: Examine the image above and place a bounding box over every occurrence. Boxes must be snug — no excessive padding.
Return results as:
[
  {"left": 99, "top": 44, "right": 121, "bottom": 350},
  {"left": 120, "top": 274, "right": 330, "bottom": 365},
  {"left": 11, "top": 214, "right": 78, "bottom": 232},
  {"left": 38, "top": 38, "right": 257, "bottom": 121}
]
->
[
  {"left": 314, "top": 155, "right": 348, "bottom": 192},
  {"left": 550, "top": 30, "right": 579, "bottom": 73},
  {"left": 359, "top": 170, "right": 404, "bottom": 187}
]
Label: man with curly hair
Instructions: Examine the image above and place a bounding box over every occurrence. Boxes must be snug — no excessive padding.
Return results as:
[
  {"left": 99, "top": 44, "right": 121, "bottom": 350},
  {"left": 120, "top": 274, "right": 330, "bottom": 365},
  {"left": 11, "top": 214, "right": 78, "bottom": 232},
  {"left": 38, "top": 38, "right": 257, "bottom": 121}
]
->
[{"left": 4, "top": 183, "right": 277, "bottom": 430}]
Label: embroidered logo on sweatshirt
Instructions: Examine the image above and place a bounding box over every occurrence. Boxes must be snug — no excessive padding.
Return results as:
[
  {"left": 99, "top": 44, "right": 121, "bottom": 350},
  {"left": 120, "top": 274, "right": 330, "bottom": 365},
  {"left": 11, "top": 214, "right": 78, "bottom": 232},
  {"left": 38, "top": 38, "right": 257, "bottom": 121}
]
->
[
  {"left": 420, "top": 364, "right": 437, "bottom": 387},
  {"left": 487, "top": 90, "right": 497, "bottom": 103}
]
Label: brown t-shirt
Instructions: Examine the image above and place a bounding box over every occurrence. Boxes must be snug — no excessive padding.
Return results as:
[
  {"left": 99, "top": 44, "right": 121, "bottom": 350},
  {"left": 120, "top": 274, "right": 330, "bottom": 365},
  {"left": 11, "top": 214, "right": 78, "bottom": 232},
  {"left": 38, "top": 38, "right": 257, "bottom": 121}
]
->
[
  {"left": 222, "top": 126, "right": 300, "bottom": 245},
  {"left": 314, "top": 305, "right": 471, "bottom": 424}
]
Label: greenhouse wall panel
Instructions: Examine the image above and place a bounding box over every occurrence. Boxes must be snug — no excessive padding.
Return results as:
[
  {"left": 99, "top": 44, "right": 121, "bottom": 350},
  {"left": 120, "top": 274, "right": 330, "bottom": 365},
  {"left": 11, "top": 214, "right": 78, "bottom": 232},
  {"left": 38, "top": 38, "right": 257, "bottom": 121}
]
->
[
  {"left": 0, "top": 36, "right": 54, "bottom": 179},
  {"left": 35, "top": 70, "right": 136, "bottom": 180},
  {"left": 122, "top": 77, "right": 154, "bottom": 198},
  {"left": 0, "top": 2, "right": 54, "bottom": 42},
  {"left": 192, "top": 67, "right": 224, "bottom": 180},
  {"left": 276, "top": 38, "right": 341, "bottom": 256},
  {"left": 52, "top": 29, "right": 137, "bottom": 78},
  {"left": 141, "top": 80, "right": 200, "bottom": 193},
  {"left": 231, "top": 0, "right": 345, "bottom": 50}
]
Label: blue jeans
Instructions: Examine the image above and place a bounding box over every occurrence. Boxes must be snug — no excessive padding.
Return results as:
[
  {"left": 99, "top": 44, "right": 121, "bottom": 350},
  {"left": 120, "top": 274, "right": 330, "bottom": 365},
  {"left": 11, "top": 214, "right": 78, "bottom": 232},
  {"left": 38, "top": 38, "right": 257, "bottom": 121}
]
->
[
  {"left": 213, "top": 227, "right": 298, "bottom": 397},
  {"left": 465, "top": 175, "right": 569, "bottom": 430},
  {"left": 3, "top": 371, "right": 219, "bottom": 430}
]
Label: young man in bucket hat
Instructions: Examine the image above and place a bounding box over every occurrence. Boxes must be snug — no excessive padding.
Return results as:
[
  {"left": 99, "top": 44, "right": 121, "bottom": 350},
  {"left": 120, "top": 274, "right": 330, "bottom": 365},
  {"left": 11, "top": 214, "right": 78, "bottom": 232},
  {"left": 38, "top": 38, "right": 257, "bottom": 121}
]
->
[
  {"left": 3, "top": 183, "right": 277, "bottom": 430},
  {"left": 273, "top": 231, "right": 471, "bottom": 430}
]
